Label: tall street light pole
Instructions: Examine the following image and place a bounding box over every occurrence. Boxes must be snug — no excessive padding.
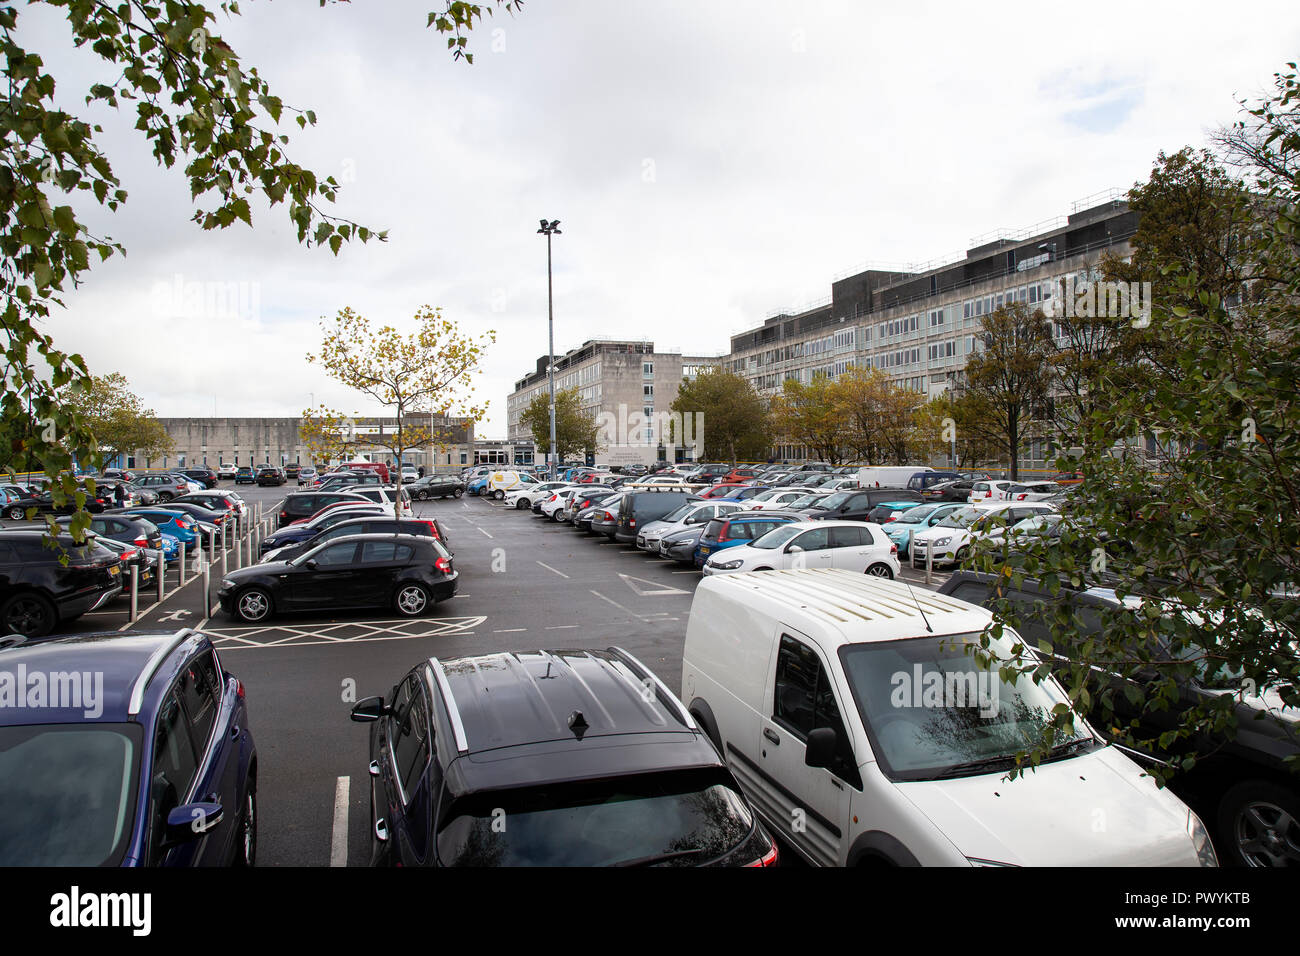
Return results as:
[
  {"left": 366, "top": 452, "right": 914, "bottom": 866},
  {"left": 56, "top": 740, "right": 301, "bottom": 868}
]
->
[{"left": 538, "top": 219, "right": 562, "bottom": 478}]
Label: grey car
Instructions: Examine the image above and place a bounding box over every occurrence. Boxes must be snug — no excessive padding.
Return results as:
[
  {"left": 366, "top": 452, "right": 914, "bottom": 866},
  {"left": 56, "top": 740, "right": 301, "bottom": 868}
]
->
[{"left": 636, "top": 500, "right": 743, "bottom": 552}]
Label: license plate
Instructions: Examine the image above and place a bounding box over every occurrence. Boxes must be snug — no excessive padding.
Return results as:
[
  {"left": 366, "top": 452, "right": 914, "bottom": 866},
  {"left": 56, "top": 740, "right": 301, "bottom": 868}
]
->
[
  {"left": 109, "top": 565, "right": 120, "bottom": 576},
  {"left": 699, "top": 546, "right": 712, "bottom": 556}
]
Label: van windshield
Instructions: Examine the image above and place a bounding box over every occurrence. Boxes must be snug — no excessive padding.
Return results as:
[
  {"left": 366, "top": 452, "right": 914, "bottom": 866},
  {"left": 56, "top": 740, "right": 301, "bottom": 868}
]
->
[{"left": 838, "top": 633, "right": 1092, "bottom": 781}]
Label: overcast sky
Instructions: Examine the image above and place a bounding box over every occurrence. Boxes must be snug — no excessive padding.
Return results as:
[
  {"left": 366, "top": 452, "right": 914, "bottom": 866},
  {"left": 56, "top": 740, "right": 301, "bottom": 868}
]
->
[{"left": 25, "top": 1, "right": 1300, "bottom": 437}]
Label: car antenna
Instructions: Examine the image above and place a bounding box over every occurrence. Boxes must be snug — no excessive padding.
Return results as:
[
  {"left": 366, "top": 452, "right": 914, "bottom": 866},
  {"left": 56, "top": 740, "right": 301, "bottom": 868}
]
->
[{"left": 900, "top": 578, "right": 934, "bottom": 633}]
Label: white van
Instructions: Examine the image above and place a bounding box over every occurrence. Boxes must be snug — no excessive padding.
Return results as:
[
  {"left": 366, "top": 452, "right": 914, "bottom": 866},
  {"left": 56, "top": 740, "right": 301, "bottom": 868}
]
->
[
  {"left": 485, "top": 470, "right": 530, "bottom": 500},
  {"left": 857, "top": 465, "right": 932, "bottom": 488},
  {"left": 679, "top": 569, "right": 1217, "bottom": 867}
]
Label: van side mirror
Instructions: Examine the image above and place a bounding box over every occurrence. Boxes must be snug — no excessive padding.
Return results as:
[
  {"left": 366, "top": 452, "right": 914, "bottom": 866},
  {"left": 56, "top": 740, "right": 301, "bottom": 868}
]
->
[{"left": 805, "top": 727, "right": 838, "bottom": 769}]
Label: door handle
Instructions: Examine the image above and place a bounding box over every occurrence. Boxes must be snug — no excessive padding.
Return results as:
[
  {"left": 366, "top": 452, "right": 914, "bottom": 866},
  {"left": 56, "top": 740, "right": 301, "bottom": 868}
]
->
[
  {"left": 763, "top": 728, "right": 780, "bottom": 745},
  {"left": 369, "top": 760, "right": 382, "bottom": 777},
  {"left": 229, "top": 724, "right": 240, "bottom": 739}
]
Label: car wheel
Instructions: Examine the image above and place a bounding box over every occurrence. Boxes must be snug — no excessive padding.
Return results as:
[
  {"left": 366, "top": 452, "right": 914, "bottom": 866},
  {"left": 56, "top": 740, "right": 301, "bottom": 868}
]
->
[
  {"left": 156, "top": 491, "right": 172, "bottom": 502},
  {"left": 5, "top": 506, "right": 25, "bottom": 520},
  {"left": 753, "top": 566, "right": 773, "bottom": 572},
  {"left": 954, "top": 545, "right": 970, "bottom": 565},
  {"left": 865, "top": 563, "right": 894, "bottom": 579},
  {"left": 233, "top": 780, "right": 257, "bottom": 867},
  {"left": 394, "top": 584, "right": 429, "bottom": 617},
  {"left": 417, "top": 489, "right": 430, "bottom": 501},
  {"left": 235, "top": 587, "right": 273, "bottom": 623},
  {"left": 1, "top": 592, "right": 57, "bottom": 637},
  {"left": 453, "top": 488, "right": 464, "bottom": 499},
  {"left": 493, "top": 489, "right": 505, "bottom": 500},
  {"left": 516, "top": 499, "right": 528, "bottom": 510},
  {"left": 1217, "top": 781, "right": 1300, "bottom": 867}
]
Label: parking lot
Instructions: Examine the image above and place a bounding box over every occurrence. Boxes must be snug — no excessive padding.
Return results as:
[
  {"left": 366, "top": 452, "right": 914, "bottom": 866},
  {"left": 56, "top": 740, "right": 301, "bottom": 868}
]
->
[{"left": 20, "top": 480, "right": 947, "bottom": 865}]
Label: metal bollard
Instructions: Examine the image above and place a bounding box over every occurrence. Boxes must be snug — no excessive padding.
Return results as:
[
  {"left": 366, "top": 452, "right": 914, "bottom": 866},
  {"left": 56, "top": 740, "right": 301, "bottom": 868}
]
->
[
  {"left": 179, "top": 540, "right": 187, "bottom": 586},
  {"left": 925, "top": 542, "right": 933, "bottom": 585},
  {"left": 129, "top": 565, "right": 138, "bottom": 622},
  {"left": 222, "top": 534, "right": 229, "bottom": 577},
  {"left": 157, "top": 553, "right": 166, "bottom": 603},
  {"left": 203, "top": 534, "right": 212, "bottom": 608}
]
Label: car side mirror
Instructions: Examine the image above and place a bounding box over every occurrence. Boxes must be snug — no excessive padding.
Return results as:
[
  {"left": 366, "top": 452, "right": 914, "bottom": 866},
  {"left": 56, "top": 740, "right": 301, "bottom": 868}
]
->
[
  {"left": 805, "top": 727, "right": 838, "bottom": 769},
  {"left": 350, "top": 696, "right": 390, "bottom": 722},
  {"left": 164, "top": 801, "right": 224, "bottom": 845},
  {"left": 786, "top": 544, "right": 803, "bottom": 554},
  {"left": 305, "top": 559, "right": 318, "bottom": 570}
]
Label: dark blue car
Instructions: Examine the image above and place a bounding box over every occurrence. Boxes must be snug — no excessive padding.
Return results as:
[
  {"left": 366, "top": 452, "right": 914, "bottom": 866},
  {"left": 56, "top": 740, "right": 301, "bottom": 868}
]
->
[{"left": 0, "top": 629, "right": 257, "bottom": 866}]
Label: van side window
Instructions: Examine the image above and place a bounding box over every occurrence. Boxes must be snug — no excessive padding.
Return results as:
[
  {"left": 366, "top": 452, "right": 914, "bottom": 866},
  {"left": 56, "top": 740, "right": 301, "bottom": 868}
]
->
[{"left": 773, "top": 636, "right": 861, "bottom": 788}]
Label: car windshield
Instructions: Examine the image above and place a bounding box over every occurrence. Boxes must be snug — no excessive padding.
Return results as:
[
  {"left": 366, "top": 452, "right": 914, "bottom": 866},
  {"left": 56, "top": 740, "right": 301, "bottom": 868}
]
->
[
  {"left": 750, "top": 524, "right": 803, "bottom": 550},
  {"left": 1010, "top": 514, "right": 1060, "bottom": 535},
  {"left": 936, "top": 507, "right": 981, "bottom": 528},
  {"left": 839, "top": 633, "right": 1090, "bottom": 781},
  {"left": 786, "top": 493, "right": 824, "bottom": 509},
  {"left": 818, "top": 492, "right": 852, "bottom": 509},
  {"left": 897, "top": 504, "right": 938, "bottom": 523},
  {"left": 436, "top": 770, "right": 753, "bottom": 866},
  {"left": 0, "top": 723, "right": 143, "bottom": 865},
  {"left": 660, "top": 504, "right": 696, "bottom": 522}
]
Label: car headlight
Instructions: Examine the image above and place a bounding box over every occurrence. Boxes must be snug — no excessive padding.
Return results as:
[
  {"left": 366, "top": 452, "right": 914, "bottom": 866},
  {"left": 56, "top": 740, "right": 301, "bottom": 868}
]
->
[
  {"left": 711, "top": 559, "right": 744, "bottom": 570},
  {"left": 933, "top": 536, "right": 952, "bottom": 547},
  {"left": 1187, "top": 810, "right": 1218, "bottom": 867},
  {"left": 220, "top": 578, "right": 235, "bottom": 589}
]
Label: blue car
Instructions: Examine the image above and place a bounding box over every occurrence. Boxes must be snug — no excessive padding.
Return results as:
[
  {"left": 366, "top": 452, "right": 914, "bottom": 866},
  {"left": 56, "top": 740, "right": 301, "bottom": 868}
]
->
[
  {"left": 694, "top": 510, "right": 802, "bottom": 567},
  {"left": 119, "top": 508, "right": 200, "bottom": 547},
  {"left": 0, "top": 628, "right": 258, "bottom": 866},
  {"left": 884, "top": 502, "right": 966, "bottom": 558},
  {"left": 158, "top": 532, "right": 180, "bottom": 562},
  {"left": 466, "top": 474, "right": 491, "bottom": 496}
]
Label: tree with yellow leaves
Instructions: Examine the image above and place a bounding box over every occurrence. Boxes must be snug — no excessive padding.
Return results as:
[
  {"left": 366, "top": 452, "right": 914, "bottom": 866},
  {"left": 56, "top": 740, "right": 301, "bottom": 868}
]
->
[{"left": 306, "top": 305, "right": 495, "bottom": 516}]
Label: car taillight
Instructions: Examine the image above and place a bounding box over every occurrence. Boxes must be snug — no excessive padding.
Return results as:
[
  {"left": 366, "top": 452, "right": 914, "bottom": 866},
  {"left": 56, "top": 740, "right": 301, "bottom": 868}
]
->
[
  {"left": 121, "top": 548, "right": 138, "bottom": 560},
  {"left": 886, "top": 515, "right": 898, "bottom": 522},
  {"left": 235, "top": 678, "right": 245, "bottom": 701},
  {"left": 280, "top": 511, "right": 288, "bottom": 519},
  {"left": 133, "top": 536, "right": 147, "bottom": 546},
  {"left": 602, "top": 511, "right": 613, "bottom": 521},
  {"left": 547, "top": 494, "right": 558, "bottom": 502},
  {"left": 434, "top": 556, "right": 452, "bottom": 574},
  {"left": 746, "top": 838, "right": 779, "bottom": 867},
  {"left": 890, "top": 543, "right": 898, "bottom": 555}
]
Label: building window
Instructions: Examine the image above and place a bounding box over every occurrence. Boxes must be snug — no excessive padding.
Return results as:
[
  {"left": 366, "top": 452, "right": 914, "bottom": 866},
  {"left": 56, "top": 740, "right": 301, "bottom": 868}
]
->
[{"left": 643, "top": 384, "right": 654, "bottom": 398}]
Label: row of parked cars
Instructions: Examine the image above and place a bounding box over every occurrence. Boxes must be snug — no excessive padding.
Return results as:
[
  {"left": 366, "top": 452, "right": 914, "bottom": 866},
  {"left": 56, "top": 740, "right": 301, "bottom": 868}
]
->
[{"left": 0, "top": 488, "right": 250, "bottom": 637}]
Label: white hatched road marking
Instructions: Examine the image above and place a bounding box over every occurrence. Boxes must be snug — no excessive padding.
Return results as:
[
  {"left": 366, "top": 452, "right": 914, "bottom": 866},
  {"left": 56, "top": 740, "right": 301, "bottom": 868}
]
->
[
  {"left": 618, "top": 573, "right": 688, "bottom": 596},
  {"left": 203, "top": 615, "right": 486, "bottom": 650}
]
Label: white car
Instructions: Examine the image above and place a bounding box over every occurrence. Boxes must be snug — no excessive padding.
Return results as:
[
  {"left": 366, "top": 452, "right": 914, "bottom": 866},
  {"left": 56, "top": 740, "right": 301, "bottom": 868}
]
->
[
  {"left": 910, "top": 500, "right": 1057, "bottom": 566},
  {"left": 540, "top": 487, "right": 581, "bottom": 521},
  {"left": 345, "top": 485, "right": 413, "bottom": 517},
  {"left": 217, "top": 463, "right": 238, "bottom": 479},
  {"left": 680, "top": 569, "right": 1218, "bottom": 867},
  {"left": 400, "top": 466, "right": 419, "bottom": 484},
  {"left": 507, "top": 481, "right": 573, "bottom": 510},
  {"left": 967, "top": 479, "right": 1017, "bottom": 503},
  {"left": 703, "top": 520, "right": 900, "bottom": 578},
  {"left": 1005, "top": 480, "right": 1062, "bottom": 502},
  {"left": 745, "top": 488, "right": 819, "bottom": 511}
]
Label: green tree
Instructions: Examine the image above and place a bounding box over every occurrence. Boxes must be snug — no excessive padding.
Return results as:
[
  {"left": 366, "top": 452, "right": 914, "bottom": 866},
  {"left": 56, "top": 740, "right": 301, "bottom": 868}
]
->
[
  {"left": 307, "top": 305, "right": 494, "bottom": 516},
  {"left": 835, "top": 366, "right": 921, "bottom": 464},
  {"left": 520, "top": 388, "right": 600, "bottom": 462},
  {"left": 63, "top": 373, "right": 172, "bottom": 467},
  {"left": 669, "top": 368, "right": 769, "bottom": 462},
  {"left": 959, "top": 302, "right": 1053, "bottom": 479},
  {"left": 769, "top": 374, "right": 846, "bottom": 465},
  {"left": 968, "top": 69, "right": 1300, "bottom": 819},
  {"left": 1, "top": 1, "right": 520, "bottom": 512}
]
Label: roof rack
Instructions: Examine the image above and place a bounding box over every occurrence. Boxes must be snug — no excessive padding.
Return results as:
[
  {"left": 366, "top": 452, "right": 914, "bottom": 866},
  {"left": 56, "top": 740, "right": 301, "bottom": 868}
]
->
[
  {"left": 128, "top": 628, "right": 202, "bottom": 715},
  {"left": 607, "top": 646, "right": 697, "bottom": 730},
  {"left": 621, "top": 481, "right": 709, "bottom": 492},
  {"left": 428, "top": 657, "right": 470, "bottom": 753}
]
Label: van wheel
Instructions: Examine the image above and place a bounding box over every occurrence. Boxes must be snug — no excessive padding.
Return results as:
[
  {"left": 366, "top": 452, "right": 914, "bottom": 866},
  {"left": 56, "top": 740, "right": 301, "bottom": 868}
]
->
[
  {"left": 1217, "top": 780, "right": 1300, "bottom": 867},
  {"left": 493, "top": 489, "right": 505, "bottom": 500},
  {"left": 865, "top": 563, "right": 894, "bottom": 579}
]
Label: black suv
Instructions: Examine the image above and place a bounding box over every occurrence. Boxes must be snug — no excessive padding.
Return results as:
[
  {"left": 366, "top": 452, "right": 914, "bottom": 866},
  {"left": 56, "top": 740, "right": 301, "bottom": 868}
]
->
[
  {"left": 0, "top": 531, "right": 124, "bottom": 636},
  {"left": 180, "top": 467, "right": 219, "bottom": 489},
  {"left": 614, "top": 491, "right": 698, "bottom": 543},
  {"left": 351, "top": 647, "right": 778, "bottom": 867},
  {"left": 939, "top": 570, "right": 1300, "bottom": 868},
  {"left": 274, "top": 491, "right": 369, "bottom": 527}
]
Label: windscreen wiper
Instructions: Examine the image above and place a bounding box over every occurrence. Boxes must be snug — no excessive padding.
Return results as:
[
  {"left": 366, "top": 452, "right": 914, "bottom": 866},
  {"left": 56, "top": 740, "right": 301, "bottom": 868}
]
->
[{"left": 611, "top": 847, "right": 709, "bottom": 867}]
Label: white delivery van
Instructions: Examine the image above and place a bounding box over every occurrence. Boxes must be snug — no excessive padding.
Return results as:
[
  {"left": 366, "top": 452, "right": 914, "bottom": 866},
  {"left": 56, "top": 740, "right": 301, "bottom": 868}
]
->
[
  {"left": 485, "top": 470, "right": 528, "bottom": 500},
  {"left": 857, "top": 465, "right": 932, "bottom": 488},
  {"left": 679, "top": 568, "right": 1217, "bottom": 867}
]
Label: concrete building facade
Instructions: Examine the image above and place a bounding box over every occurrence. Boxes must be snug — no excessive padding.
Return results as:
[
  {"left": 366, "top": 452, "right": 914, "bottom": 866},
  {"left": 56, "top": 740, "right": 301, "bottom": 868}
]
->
[
  {"left": 127, "top": 415, "right": 476, "bottom": 472},
  {"left": 724, "top": 192, "right": 1138, "bottom": 463},
  {"left": 507, "top": 340, "right": 720, "bottom": 467}
]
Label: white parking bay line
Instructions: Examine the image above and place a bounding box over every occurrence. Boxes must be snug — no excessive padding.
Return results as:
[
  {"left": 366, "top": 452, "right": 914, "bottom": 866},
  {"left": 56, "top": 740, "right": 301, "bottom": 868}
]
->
[
  {"left": 477, "top": 527, "right": 493, "bottom": 538},
  {"left": 535, "top": 561, "right": 570, "bottom": 579},
  {"left": 331, "top": 776, "right": 350, "bottom": 867},
  {"left": 494, "top": 627, "right": 527, "bottom": 633},
  {"left": 544, "top": 624, "right": 579, "bottom": 630}
]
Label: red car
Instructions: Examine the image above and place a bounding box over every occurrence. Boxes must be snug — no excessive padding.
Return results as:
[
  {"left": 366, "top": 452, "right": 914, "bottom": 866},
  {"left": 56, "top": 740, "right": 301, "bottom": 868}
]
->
[{"left": 698, "top": 482, "right": 752, "bottom": 500}]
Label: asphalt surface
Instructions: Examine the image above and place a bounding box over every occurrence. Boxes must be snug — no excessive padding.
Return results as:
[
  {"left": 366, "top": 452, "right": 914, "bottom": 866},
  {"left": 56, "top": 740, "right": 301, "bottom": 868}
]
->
[{"left": 21, "top": 482, "right": 951, "bottom": 866}]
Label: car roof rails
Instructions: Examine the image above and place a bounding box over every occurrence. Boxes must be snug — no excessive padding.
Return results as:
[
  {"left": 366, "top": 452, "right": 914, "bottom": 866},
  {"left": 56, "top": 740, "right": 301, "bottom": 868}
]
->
[{"left": 128, "top": 628, "right": 204, "bottom": 716}]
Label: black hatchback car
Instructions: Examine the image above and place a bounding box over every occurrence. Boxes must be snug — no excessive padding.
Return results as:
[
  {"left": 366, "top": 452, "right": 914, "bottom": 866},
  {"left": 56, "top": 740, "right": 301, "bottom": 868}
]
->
[
  {"left": 0, "top": 531, "right": 123, "bottom": 636},
  {"left": 805, "top": 487, "right": 923, "bottom": 521},
  {"left": 256, "top": 467, "right": 286, "bottom": 487},
  {"left": 218, "top": 533, "right": 457, "bottom": 622},
  {"left": 350, "top": 647, "right": 778, "bottom": 867},
  {"left": 614, "top": 491, "right": 698, "bottom": 543},
  {"left": 409, "top": 474, "right": 465, "bottom": 500}
]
